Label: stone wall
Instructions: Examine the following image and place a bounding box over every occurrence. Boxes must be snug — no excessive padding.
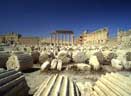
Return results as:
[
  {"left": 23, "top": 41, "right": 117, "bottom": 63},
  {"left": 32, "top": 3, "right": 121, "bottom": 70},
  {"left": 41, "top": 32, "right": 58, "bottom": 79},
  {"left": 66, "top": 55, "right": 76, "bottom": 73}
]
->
[
  {"left": 19, "top": 37, "right": 39, "bottom": 45},
  {"left": 117, "top": 29, "right": 131, "bottom": 48},
  {"left": 0, "top": 32, "right": 40, "bottom": 45},
  {"left": 77, "top": 28, "right": 109, "bottom": 45}
]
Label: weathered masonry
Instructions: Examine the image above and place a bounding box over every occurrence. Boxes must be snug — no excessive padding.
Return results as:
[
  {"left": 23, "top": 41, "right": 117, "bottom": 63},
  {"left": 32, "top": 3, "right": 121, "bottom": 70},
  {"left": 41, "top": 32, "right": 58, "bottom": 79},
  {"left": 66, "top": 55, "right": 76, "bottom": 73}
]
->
[
  {"left": 0, "top": 32, "right": 40, "bottom": 45},
  {"left": 117, "top": 29, "right": 131, "bottom": 43},
  {"left": 76, "top": 28, "right": 109, "bottom": 45}
]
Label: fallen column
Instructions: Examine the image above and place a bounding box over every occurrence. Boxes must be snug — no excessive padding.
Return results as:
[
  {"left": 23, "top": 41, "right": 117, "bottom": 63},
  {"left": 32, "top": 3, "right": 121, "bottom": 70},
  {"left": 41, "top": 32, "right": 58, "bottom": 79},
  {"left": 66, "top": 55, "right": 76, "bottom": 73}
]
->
[
  {"left": 0, "top": 69, "right": 29, "bottom": 96},
  {"left": 6, "top": 53, "right": 33, "bottom": 71},
  {"left": 90, "top": 72, "right": 131, "bottom": 96},
  {"left": 34, "top": 74, "right": 81, "bottom": 96}
]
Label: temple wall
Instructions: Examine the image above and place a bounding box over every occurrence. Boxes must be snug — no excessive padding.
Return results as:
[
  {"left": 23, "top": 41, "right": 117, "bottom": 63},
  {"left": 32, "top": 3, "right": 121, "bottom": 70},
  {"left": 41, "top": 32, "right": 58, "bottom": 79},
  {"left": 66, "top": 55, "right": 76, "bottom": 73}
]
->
[
  {"left": 19, "top": 37, "right": 39, "bottom": 45},
  {"left": 0, "top": 32, "right": 40, "bottom": 45},
  {"left": 117, "top": 30, "right": 131, "bottom": 48},
  {"left": 77, "top": 28, "right": 109, "bottom": 45}
]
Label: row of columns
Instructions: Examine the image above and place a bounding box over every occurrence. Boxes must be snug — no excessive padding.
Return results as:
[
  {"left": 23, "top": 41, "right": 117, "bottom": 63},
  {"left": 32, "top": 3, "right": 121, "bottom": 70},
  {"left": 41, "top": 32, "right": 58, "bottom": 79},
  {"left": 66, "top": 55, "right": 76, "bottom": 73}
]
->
[{"left": 50, "top": 33, "right": 74, "bottom": 46}]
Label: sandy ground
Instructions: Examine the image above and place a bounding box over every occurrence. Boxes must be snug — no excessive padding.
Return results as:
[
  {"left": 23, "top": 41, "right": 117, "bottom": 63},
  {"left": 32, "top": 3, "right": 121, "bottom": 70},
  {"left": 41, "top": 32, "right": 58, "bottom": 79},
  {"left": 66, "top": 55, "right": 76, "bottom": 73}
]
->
[{"left": 23, "top": 64, "right": 131, "bottom": 96}]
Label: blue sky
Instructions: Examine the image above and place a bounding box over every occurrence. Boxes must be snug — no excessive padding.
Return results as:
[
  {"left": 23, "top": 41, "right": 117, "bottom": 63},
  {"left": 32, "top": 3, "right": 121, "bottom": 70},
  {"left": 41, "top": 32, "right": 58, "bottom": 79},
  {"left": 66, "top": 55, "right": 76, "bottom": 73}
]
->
[{"left": 0, "top": 0, "right": 131, "bottom": 37}]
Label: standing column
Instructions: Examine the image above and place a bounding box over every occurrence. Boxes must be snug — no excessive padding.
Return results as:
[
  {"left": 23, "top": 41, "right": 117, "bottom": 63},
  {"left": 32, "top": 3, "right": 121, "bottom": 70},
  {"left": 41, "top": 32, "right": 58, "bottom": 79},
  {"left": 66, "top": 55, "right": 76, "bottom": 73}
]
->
[
  {"left": 93, "top": 33, "right": 95, "bottom": 44},
  {"left": 60, "top": 33, "right": 62, "bottom": 45},
  {"left": 53, "top": 34, "right": 55, "bottom": 45},
  {"left": 57, "top": 33, "right": 59, "bottom": 45},
  {"left": 94, "top": 33, "right": 96, "bottom": 44},
  {"left": 64, "top": 33, "right": 66, "bottom": 46},
  {"left": 60, "top": 33, "right": 61, "bottom": 45},
  {"left": 55, "top": 33, "right": 57, "bottom": 46},
  {"left": 56, "top": 33, "right": 59, "bottom": 46},
  {"left": 71, "top": 34, "right": 74, "bottom": 45},
  {"left": 56, "top": 33, "right": 57, "bottom": 46},
  {"left": 70, "top": 33, "right": 72, "bottom": 45},
  {"left": 52, "top": 34, "right": 54, "bottom": 44},
  {"left": 50, "top": 34, "right": 52, "bottom": 45},
  {"left": 62, "top": 33, "right": 63, "bottom": 45},
  {"left": 69, "top": 34, "right": 71, "bottom": 46}
]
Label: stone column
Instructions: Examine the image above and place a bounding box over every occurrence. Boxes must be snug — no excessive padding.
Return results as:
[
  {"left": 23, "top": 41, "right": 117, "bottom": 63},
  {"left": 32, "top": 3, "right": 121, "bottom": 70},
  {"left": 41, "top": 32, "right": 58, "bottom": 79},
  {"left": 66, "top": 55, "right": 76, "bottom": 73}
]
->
[
  {"left": 71, "top": 34, "right": 74, "bottom": 45},
  {"left": 55, "top": 33, "right": 57, "bottom": 46},
  {"left": 56, "top": 33, "right": 59, "bottom": 46},
  {"left": 53, "top": 34, "right": 55, "bottom": 45},
  {"left": 62, "top": 33, "right": 63, "bottom": 45},
  {"left": 67, "top": 34, "right": 69, "bottom": 46},
  {"left": 60, "top": 33, "right": 62, "bottom": 46},
  {"left": 59, "top": 33, "right": 61, "bottom": 45},
  {"left": 60, "top": 33, "right": 62, "bottom": 45},
  {"left": 69, "top": 34, "right": 71, "bottom": 45},
  {"left": 64, "top": 33, "right": 67, "bottom": 46},
  {"left": 50, "top": 34, "right": 52, "bottom": 45},
  {"left": 94, "top": 34, "right": 95, "bottom": 44},
  {"left": 57, "top": 33, "right": 59, "bottom": 45}
]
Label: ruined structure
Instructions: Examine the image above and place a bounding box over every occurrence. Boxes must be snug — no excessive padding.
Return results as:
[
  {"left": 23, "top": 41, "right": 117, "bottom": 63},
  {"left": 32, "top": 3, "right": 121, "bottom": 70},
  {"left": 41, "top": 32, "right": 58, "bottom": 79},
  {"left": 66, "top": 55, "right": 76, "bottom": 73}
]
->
[
  {"left": 117, "top": 29, "right": 131, "bottom": 43},
  {"left": 117, "top": 29, "right": 131, "bottom": 48},
  {"left": 0, "top": 32, "right": 19, "bottom": 44},
  {"left": 19, "top": 36, "right": 39, "bottom": 45},
  {"left": 50, "top": 30, "right": 74, "bottom": 46},
  {"left": 76, "top": 28, "right": 109, "bottom": 45},
  {"left": 0, "top": 32, "right": 40, "bottom": 45},
  {"left": 0, "top": 28, "right": 130, "bottom": 46}
]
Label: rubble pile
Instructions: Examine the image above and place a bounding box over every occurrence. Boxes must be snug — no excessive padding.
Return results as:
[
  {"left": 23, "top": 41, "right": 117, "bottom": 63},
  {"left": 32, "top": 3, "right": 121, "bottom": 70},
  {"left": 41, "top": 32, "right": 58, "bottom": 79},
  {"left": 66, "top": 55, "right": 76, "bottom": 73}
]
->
[
  {"left": 0, "top": 52, "right": 10, "bottom": 68},
  {"left": 57, "top": 50, "right": 71, "bottom": 64},
  {"left": 0, "top": 44, "right": 131, "bottom": 96},
  {"left": 39, "top": 51, "right": 54, "bottom": 64},
  {"left": 72, "top": 51, "right": 87, "bottom": 63}
]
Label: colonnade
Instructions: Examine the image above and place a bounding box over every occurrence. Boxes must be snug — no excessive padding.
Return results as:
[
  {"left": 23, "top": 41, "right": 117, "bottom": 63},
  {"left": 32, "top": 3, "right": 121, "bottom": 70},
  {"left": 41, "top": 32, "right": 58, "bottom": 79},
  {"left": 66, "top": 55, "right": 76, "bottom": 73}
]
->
[{"left": 50, "top": 31, "right": 74, "bottom": 46}]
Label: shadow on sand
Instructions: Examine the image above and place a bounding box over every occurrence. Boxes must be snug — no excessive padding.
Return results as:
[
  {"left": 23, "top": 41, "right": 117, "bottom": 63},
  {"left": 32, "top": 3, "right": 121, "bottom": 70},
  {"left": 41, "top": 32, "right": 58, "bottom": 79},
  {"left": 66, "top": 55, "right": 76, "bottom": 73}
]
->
[{"left": 22, "top": 68, "right": 40, "bottom": 73}]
